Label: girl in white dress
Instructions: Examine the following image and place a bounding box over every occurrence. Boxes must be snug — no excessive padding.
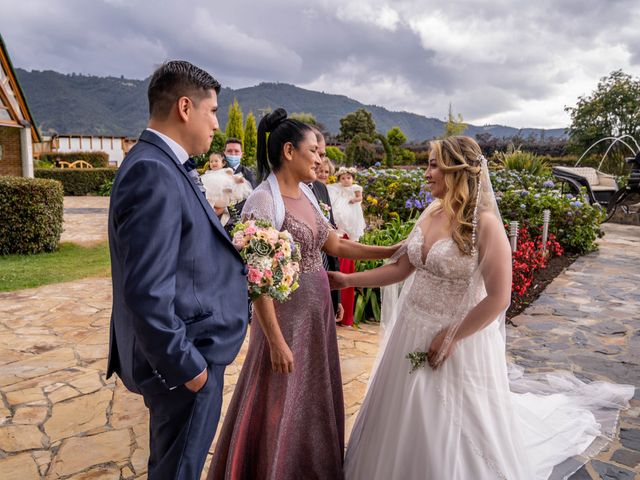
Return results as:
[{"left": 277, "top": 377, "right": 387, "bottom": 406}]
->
[
  {"left": 329, "top": 136, "right": 634, "bottom": 480},
  {"left": 201, "top": 153, "right": 252, "bottom": 212},
  {"left": 327, "top": 167, "right": 367, "bottom": 241}
]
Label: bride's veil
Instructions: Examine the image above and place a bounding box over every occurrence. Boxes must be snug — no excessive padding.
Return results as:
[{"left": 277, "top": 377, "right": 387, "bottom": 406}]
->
[{"left": 372, "top": 153, "right": 633, "bottom": 479}]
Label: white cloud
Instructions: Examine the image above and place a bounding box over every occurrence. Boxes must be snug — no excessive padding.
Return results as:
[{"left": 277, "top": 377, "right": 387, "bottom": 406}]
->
[{"left": 2, "top": 0, "right": 640, "bottom": 128}]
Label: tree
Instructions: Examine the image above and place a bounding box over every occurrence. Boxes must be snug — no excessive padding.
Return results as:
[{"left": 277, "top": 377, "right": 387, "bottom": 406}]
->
[
  {"left": 443, "top": 103, "right": 467, "bottom": 138},
  {"left": 225, "top": 98, "right": 244, "bottom": 147},
  {"left": 565, "top": 70, "right": 640, "bottom": 166},
  {"left": 211, "top": 131, "right": 227, "bottom": 153},
  {"left": 193, "top": 131, "right": 226, "bottom": 169},
  {"left": 345, "top": 133, "right": 376, "bottom": 166},
  {"left": 243, "top": 112, "right": 258, "bottom": 167},
  {"left": 386, "top": 126, "right": 407, "bottom": 148},
  {"left": 289, "top": 112, "right": 318, "bottom": 125},
  {"left": 338, "top": 108, "right": 376, "bottom": 142},
  {"left": 386, "top": 126, "right": 408, "bottom": 165}
]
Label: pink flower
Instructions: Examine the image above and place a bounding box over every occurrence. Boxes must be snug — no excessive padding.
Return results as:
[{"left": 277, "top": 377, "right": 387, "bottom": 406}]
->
[
  {"left": 233, "top": 232, "right": 246, "bottom": 249},
  {"left": 247, "top": 267, "right": 263, "bottom": 284},
  {"left": 245, "top": 226, "right": 257, "bottom": 236}
]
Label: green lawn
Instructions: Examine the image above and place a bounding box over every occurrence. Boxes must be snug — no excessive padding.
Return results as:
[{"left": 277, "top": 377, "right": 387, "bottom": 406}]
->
[{"left": 0, "top": 242, "right": 111, "bottom": 292}]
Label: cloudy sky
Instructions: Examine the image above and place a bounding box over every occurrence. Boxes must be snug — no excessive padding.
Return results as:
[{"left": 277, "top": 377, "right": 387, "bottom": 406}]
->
[{"left": 2, "top": 0, "right": 639, "bottom": 128}]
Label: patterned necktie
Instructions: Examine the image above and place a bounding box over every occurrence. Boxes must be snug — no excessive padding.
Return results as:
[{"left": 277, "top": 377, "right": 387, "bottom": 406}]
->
[{"left": 184, "top": 158, "right": 207, "bottom": 197}]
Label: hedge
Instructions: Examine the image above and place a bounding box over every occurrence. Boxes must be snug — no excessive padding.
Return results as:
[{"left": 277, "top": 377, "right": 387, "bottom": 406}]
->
[
  {"left": 0, "top": 176, "right": 64, "bottom": 255},
  {"left": 39, "top": 151, "right": 109, "bottom": 168},
  {"left": 35, "top": 168, "right": 117, "bottom": 196}
]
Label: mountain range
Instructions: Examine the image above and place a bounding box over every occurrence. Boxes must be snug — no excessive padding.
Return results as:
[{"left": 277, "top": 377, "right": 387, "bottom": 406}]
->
[{"left": 16, "top": 68, "right": 567, "bottom": 142}]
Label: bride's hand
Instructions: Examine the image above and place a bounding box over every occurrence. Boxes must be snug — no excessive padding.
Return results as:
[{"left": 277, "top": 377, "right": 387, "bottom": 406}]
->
[
  {"left": 427, "top": 328, "right": 456, "bottom": 370},
  {"left": 328, "top": 271, "right": 348, "bottom": 290},
  {"left": 269, "top": 340, "right": 294, "bottom": 374}
]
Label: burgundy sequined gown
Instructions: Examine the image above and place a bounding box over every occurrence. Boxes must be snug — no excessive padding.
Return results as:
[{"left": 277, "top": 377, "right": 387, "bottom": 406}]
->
[{"left": 208, "top": 193, "right": 345, "bottom": 480}]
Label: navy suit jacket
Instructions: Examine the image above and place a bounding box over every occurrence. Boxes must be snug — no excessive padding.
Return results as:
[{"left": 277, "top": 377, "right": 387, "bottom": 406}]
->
[{"left": 107, "top": 130, "right": 248, "bottom": 396}]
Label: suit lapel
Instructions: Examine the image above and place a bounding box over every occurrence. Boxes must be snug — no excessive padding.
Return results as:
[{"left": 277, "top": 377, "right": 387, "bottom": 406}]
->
[{"left": 138, "top": 131, "right": 239, "bottom": 255}]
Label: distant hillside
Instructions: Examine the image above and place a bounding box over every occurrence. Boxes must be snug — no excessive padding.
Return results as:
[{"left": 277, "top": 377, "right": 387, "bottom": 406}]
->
[{"left": 16, "top": 69, "right": 566, "bottom": 141}]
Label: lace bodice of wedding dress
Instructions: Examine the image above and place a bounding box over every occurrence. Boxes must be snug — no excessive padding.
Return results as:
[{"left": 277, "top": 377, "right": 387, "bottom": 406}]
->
[{"left": 401, "top": 227, "right": 484, "bottom": 337}]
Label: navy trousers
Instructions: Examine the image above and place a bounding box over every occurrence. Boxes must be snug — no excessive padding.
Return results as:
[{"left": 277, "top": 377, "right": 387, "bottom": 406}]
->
[{"left": 143, "top": 365, "right": 225, "bottom": 480}]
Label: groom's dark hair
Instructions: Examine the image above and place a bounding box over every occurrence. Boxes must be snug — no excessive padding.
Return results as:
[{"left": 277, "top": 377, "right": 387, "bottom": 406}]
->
[{"left": 148, "top": 60, "right": 221, "bottom": 119}]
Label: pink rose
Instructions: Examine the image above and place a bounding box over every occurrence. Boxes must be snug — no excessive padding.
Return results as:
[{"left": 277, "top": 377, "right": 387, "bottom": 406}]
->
[
  {"left": 245, "top": 226, "right": 257, "bottom": 236},
  {"left": 247, "top": 267, "right": 263, "bottom": 284},
  {"left": 233, "top": 232, "right": 246, "bottom": 249}
]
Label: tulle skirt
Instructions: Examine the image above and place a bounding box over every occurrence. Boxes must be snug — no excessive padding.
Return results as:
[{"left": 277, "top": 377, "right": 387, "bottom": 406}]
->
[{"left": 345, "top": 307, "right": 633, "bottom": 480}]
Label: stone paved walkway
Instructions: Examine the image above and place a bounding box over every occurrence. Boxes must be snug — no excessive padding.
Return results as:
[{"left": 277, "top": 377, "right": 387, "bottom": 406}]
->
[
  {"left": 60, "top": 197, "right": 109, "bottom": 245},
  {"left": 0, "top": 198, "right": 638, "bottom": 479},
  {"left": 508, "top": 223, "right": 640, "bottom": 479},
  {"left": 0, "top": 278, "right": 378, "bottom": 479}
]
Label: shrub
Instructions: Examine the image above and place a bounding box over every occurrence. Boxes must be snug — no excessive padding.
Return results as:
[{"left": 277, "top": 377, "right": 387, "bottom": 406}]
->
[
  {"left": 495, "top": 149, "right": 550, "bottom": 176},
  {"left": 35, "top": 168, "right": 117, "bottom": 196},
  {"left": 39, "top": 151, "right": 110, "bottom": 168},
  {"left": 356, "top": 167, "right": 427, "bottom": 224},
  {"left": 494, "top": 170, "right": 604, "bottom": 254},
  {"left": 346, "top": 136, "right": 376, "bottom": 166},
  {"left": 326, "top": 146, "right": 345, "bottom": 164},
  {"left": 0, "top": 176, "right": 64, "bottom": 255},
  {"left": 99, "top": 178, "right": 114, "bottom": 197}
]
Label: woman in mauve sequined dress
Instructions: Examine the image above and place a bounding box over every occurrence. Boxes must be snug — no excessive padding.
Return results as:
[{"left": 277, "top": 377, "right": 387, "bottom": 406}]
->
[{"left": 208, "top": 109, "right": 399, "bottom": 480}]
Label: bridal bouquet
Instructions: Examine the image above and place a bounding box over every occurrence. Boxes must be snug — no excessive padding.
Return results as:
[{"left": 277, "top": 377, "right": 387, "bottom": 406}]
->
[{"left": 231, "top": 219, "right": 301, "bottom": 302}]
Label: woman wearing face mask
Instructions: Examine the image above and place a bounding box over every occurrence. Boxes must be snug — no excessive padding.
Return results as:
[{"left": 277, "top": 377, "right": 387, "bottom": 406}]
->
[{"left": 208, "top": 109, "right": 401, "bottom": 480}]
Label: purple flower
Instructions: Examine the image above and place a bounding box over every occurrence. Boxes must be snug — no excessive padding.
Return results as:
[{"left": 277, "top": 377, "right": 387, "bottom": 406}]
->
[
  {"left": 405, "top": 200, "right": 413, "bottom": 209},
  {"left": 413, "top": 199, "right": 423, "bottom": 209},
  {"left": 374, "top": 161, "right": 381, "bottom": 167},
  {"left": 424, "top": 191, "right": 434, "bottom": 204},
  {"left": 520, "top": 190, "right": 529, "bottom": 197},
  {"left": 571, "top": 200, "right": 583, "bottom": 208},
  {"left": 543, "top": 180, "right": 555, "bottom": 188}
]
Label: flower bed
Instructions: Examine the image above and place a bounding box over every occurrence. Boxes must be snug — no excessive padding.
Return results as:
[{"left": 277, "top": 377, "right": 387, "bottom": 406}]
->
[{"left": 349, "top": 167, "right": 603, "bottom": 324}]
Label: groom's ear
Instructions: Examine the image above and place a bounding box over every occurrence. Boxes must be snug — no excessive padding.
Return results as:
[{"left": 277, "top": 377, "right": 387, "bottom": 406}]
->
[{"left": 176, "top": 96, "right": 192, "bottom": 123}]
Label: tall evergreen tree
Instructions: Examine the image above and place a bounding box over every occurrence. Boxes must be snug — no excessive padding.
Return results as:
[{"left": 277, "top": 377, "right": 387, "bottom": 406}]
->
[
  {"left": 243, "top": 112, "right": 258, "bottom": 167},
  {"left": 225, "top": 99, "right": 244, "bottom": 147},
  {"left": 443, "top": 103, "right": 467, "bottom": 138}
]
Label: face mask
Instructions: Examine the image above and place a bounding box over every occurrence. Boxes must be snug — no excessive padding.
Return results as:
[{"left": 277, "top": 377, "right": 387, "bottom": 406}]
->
[{"left": 226, "top": 155, "right": 241, "bottom": 168}]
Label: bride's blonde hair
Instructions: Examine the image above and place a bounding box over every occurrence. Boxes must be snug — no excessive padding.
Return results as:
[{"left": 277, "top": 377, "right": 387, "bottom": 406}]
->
[{"left": 428, "top": 136, "right": 483, "bottom": 255}]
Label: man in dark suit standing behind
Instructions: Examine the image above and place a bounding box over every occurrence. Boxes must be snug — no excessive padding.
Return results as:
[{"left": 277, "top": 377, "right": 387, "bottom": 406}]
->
[
  {"left": 107, "top": 61, "right": 248, "bottom": 480},
  {"left": 310, "top": 128, "right": 344, "bottom": 322},
  {"left": 221, "top": 137, "right": 257, "bottom": 235}
]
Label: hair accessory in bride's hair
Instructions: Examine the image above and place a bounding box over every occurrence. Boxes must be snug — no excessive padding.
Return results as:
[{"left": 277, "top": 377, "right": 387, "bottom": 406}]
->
[{"left": 470, "top": 154, "right": 486, "bottom": 255}]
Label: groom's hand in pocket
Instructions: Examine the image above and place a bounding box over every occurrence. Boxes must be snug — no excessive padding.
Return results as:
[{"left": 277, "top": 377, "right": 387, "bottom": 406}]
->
[{"left": 184, "top": 367, "right": 208, "bottom": 393}]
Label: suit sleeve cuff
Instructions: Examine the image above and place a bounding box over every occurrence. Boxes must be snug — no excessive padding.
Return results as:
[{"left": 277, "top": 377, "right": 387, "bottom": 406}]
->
[{"left": 156, "top": 347, "right": 208, "bottom": 390}]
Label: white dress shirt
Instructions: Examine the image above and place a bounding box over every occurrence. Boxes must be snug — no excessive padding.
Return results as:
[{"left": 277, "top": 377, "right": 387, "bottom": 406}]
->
[{"left": 146, "top": 128, "right": 189, "bottom": 164}]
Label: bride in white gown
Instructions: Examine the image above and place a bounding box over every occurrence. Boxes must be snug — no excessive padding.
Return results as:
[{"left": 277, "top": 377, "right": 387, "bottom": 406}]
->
[{"left": 329, "top": 136, "right": 634, "bottom": 480}]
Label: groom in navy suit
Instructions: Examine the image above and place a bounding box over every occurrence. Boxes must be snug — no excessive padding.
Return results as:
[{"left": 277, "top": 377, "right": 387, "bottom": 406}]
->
[{"left": 107, "top": 61, "right": 248, "bottom": 479}]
